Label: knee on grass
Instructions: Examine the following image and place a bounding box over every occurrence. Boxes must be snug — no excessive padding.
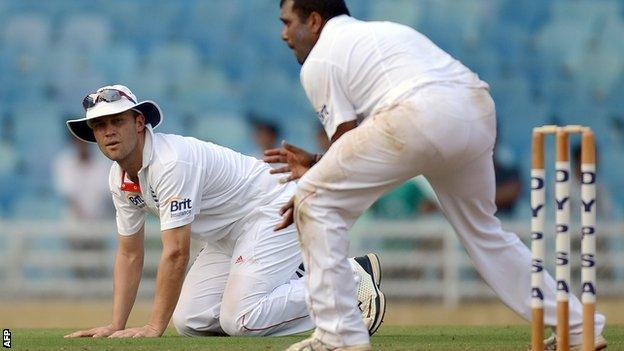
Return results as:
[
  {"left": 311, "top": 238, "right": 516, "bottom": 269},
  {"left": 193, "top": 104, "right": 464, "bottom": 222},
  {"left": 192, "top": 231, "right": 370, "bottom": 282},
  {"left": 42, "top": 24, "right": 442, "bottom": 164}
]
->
[
  {"left": 172, "top": 308, "right": 221, "bottom": 337},
  {"left": 220, "top": 296, "right": 275, "bottom": 337},
  {"left": 219, "top": 309, "right": 269, "bottom": 337}
]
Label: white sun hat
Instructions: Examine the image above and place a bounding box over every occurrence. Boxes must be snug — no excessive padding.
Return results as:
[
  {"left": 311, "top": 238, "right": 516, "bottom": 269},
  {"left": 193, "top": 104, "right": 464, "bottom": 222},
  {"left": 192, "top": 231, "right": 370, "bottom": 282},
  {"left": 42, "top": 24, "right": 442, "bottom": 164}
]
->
[{"left": 66, "top": 84, "right": 163, "bottom": 143}]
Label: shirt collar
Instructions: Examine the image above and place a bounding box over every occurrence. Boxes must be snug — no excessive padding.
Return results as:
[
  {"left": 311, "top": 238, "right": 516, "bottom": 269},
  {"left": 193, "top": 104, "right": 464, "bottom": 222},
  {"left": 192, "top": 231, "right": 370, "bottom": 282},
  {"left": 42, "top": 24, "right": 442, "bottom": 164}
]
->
[
  {"left": 322, "top": 14, "right": 351, "bottom": 33},
  {"left": 142, "top": 124, "right": 154, "bottom": 170},
  {"left": 309, "top": 15, "right": 351, "bottom": 61}
]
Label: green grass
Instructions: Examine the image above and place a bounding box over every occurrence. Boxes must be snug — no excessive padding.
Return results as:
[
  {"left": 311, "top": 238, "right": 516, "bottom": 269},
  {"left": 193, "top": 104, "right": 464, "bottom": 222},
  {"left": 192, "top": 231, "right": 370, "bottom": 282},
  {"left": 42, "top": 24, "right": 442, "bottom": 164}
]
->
[{"left": 10, "top": 326, "right": 624, "bottom": 350}]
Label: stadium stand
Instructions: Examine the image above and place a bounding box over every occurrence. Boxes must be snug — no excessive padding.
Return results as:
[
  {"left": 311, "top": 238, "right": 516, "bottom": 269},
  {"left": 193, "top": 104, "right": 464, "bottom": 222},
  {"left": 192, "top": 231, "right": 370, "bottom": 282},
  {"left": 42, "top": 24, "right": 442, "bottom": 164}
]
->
[{"left": 0, "top": 0, "right": 622, "bottom": 301}]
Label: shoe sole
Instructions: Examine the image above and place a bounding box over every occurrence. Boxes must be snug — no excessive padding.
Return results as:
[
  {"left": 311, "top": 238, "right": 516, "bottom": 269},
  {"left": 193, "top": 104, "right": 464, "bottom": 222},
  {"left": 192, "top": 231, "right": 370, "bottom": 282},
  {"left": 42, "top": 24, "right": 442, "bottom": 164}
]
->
[
  {"left": 355, "top": 253, "right": 382, "bottom": 287},
  {"left": 370, "top": 288, "right": 386, "bottom": 336},
  {"left": 366, "top": 253, "right": 382, "bottom": 288},
  {"left": 363, "top": 253, "right": 386, "bottom": 336}
]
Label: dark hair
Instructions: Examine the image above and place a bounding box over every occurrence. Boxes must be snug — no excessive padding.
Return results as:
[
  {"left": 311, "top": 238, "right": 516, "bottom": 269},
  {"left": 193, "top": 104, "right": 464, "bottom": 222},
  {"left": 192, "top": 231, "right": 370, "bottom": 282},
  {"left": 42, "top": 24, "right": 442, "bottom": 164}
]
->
[
  {"left": 248, "top": 112, "right": 280, "bottom": 137},
  {"left": 279, "top": 0, "right": 350, "bottom": 22},
  {"left": 253, "top": 121, "right": 279, "bottom": 137}
]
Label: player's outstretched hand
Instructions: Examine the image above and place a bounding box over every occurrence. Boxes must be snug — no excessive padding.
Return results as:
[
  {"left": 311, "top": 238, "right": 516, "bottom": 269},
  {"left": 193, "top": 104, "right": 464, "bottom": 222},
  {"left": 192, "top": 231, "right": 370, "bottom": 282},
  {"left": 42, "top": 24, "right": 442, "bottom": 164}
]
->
[
  {"left": 108, "top": 324, "right": 162, "bottom": 338},
  {"left": 64, "top": 324, "right": 119, "bottom": 338},
  {"left": 264, "top": 141, "right": 317, "bottom": 182},
  {"left": 275, "top": 196, "right": 294, "bottom": 231}
]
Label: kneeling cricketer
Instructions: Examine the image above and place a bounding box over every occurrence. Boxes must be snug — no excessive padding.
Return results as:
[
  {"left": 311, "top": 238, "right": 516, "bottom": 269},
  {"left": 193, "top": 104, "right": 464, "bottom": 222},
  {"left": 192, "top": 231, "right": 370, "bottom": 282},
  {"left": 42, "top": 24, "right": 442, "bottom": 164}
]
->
[{"left": 63, "top": 85, "right": 386, "bottom": 338}]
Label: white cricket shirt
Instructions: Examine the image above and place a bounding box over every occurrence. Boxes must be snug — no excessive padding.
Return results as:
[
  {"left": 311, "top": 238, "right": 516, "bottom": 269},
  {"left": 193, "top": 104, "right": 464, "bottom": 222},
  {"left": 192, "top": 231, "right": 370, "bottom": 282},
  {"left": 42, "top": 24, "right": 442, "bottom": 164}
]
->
[
  {"left": 109, "top": 126, "right": 295, "bottom": 241},
  {"left": 300, "top": 15, "right": 489, "bottom": 139}
]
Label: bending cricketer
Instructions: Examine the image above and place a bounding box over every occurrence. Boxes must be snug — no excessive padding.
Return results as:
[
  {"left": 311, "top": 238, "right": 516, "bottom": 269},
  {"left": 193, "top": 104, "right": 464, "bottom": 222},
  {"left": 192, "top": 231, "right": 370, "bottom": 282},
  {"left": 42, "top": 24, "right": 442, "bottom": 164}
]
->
[{"left": 267, "top": 1, "right": 607, "bottom": 350}]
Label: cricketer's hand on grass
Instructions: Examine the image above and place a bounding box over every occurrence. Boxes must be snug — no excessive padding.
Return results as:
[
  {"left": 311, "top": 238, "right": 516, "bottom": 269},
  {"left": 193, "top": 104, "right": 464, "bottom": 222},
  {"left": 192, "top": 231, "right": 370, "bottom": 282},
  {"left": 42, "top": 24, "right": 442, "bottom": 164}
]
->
[
  {"left": 64, "top": 324, "right": 119, "bottom": 338},
  {"left": 65, "top": 225, "right": 190, "bottom": 339},
  {"left": 264, "top": 140, "right": 316, "bottom": 183},
  {"left": 108, "top": 324, "right": 162, "bottom": 338}
]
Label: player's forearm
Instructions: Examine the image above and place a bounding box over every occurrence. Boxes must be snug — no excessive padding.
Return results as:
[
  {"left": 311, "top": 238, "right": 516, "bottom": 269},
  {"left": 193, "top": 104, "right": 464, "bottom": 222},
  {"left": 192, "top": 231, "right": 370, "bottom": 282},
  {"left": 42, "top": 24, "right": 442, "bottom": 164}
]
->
[
  {"left": 147, "top": 249, "right": 189, "bottom": 333},
  {"left": 111, "top": 250, "right": 144, "bottom": 330}
]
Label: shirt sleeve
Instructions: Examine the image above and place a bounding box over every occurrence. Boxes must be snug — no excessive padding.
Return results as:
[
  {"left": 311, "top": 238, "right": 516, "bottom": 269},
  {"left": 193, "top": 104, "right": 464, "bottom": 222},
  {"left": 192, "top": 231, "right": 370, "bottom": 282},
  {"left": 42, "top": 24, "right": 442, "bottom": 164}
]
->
[
  {"left": 155, "top": 161, "right": 201, "bottom": 231},
  {"left": 109, "top": 167, "right": 145, "bottom": 236},
  {"left": 301, "top": 59, "right": 357, "bottom": 139}
]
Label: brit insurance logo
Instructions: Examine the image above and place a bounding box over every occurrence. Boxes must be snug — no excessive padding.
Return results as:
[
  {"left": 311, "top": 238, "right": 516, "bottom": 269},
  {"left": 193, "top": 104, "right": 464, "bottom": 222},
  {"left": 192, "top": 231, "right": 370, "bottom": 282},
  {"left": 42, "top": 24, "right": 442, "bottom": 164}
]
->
[
  {"left": 169, "top": 197, "right": 192, "bottom": 218},
  {"left": 127, "top": 194, "right": 146, "bottom": 209}
]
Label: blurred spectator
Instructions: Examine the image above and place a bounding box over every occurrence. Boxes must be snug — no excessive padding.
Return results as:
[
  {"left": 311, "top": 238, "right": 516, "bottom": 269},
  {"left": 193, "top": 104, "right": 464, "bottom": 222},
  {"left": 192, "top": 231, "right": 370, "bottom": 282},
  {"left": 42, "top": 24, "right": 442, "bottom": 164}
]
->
[
  {"left": 53, "top": 132, "right": 113, "bottom": 279},
  {"left": 250, "top": 115, "right": 280, "bottom": 158},
  {"left": 493, "top": 145, "right": 522, "bottom": 217},
  {"left": 0, "top": 117, "right": 19, "bottom": 216},
  {"left": 53, "top": 136, "right": 112, "bottom": 221},
  {"left": 368, "top": 178, "right": 438, "bottom": 220}
]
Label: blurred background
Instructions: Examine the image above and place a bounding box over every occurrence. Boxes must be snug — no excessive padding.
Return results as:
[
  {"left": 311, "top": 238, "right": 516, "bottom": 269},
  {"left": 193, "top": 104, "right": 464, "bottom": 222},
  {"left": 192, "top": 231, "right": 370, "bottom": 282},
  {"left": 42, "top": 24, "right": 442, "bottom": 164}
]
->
[{"left": 1, "top": 0, "right": 623, "bottom": 328}]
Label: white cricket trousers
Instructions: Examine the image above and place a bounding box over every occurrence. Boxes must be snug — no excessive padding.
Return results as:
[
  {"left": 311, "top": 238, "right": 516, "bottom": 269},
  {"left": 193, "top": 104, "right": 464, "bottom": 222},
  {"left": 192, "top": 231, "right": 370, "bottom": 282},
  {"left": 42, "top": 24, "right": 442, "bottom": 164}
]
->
[
  {"left": 172, "top": 196, "right": 314, "bottom": 337},
  {"left": 294, "top": 85, "right": 605, "bottom": 347}
]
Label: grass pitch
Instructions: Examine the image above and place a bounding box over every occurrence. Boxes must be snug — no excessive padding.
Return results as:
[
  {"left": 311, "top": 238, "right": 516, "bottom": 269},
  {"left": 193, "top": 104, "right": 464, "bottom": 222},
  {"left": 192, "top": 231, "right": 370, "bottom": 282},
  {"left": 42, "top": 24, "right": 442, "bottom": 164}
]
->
[{"left": 11, "top": 326, "right": 624, "bottom": 350}]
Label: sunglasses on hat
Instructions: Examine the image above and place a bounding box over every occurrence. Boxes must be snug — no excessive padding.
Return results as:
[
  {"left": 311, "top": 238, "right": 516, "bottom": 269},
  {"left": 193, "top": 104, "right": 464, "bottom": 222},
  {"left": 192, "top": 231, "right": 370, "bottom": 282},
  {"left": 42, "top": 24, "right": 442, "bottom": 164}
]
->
[{"left": 82, "top": 89, "right": 137, "bottom": 111}]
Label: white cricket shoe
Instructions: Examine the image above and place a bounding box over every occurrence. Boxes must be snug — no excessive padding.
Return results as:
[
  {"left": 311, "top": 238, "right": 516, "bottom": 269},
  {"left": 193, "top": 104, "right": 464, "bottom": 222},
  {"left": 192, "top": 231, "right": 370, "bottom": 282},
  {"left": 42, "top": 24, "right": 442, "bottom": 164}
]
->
[
  {"left": 284, "top": 337, "right": 372, "bottom": 351},
  {"left": 536, "top": 333, "right": 608, "bottom": 350},
  {"left": 350, "top": 253, "right": 386, "bottom": 336}
]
